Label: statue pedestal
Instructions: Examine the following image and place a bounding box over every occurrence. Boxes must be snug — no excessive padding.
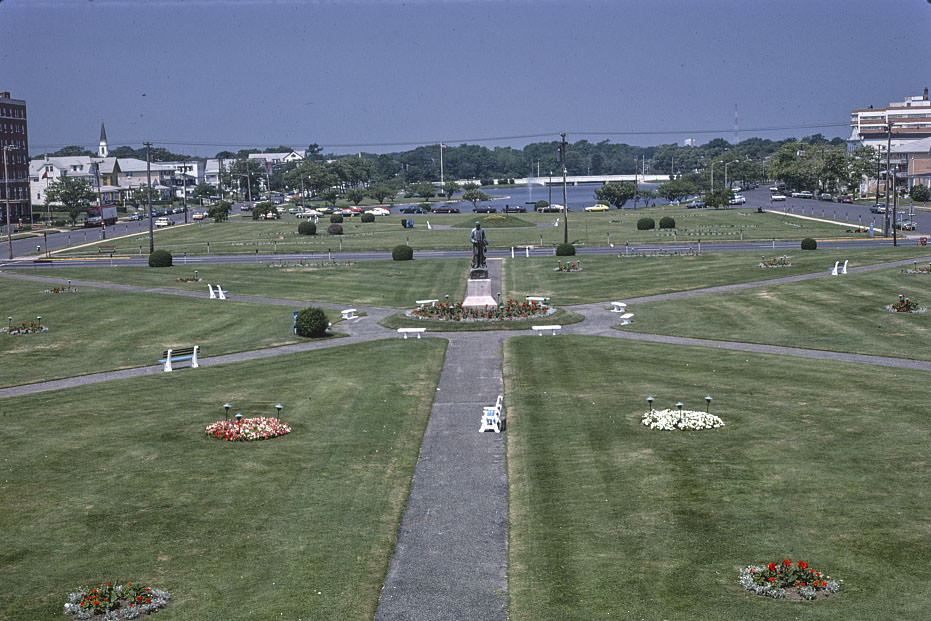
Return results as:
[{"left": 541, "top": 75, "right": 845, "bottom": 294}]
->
[{"left": 462, "top": 277, "right": 497, "bottom": 310}]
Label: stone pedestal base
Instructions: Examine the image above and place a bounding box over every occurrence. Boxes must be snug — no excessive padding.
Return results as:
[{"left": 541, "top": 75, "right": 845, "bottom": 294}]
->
[{"left": 462, "top": 278, "right": 497, "bottom": 310}]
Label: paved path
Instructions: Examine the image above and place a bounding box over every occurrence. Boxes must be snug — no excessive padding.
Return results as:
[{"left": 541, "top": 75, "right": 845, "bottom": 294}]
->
[{"left": 4, "top": 257, "right": 931, "bottom": 619}]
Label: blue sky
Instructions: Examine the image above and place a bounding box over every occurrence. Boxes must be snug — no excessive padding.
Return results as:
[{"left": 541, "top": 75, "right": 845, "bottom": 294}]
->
[{"left": 3, "top": 0, "right": 930, "bottom": 156}]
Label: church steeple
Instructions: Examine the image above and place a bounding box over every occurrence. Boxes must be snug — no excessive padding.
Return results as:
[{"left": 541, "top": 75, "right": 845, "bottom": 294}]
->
[{"left": 98, "top": 122, "right": 109, "bottom": 158}]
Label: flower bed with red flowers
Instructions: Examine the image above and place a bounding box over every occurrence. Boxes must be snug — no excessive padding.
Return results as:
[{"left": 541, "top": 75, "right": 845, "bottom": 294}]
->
[
  {"left": 63, "top": 581, "right": 170, "bottom": 618},
  {"left": 887, "top": 294, "right": 925, "bottom": 313},
  {"left": 553, "top": 260, "right": 582, "bottom": 272},
  {"left": 44, "top": 286, "right": 78, "bottom": 294},
  {"left": 739, "top": 558, "right": 841, "bottom": 600},
  {"left": 205, "top": 417, "right": 292, "bottom": 442},
  {"left": 407, "top": 299, "right": 553, "bottom": 322},
  {"left": 2, "top": 321, "right": 47, "bottom": 335}
]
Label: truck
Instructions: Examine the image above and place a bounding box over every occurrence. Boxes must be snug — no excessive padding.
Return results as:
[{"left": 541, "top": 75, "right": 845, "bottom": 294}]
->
[{"left": 84, "top": 205, "right": 118, "bottom": 227}]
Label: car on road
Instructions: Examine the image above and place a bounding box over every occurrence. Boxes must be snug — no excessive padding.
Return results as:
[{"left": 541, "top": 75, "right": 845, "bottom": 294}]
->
[
  {"left": 504, "top": 204, "right": 526, "bottom": 213},
  {"left": 430, "top": 205, "right": 461, "bottom": 214},
  {"left": 839, "top": 195, "right": 853, "bottom": 203},
  {"left": 870, "top": 204, "right": 886, "bottom": 214},
  {"left": 473, "top": 205, "right": 497, "bottom": 213},
  {"left": 154, "top": 217, "right": 173, "bottom": 227},
  {"left": 770, "top": 193, "right": 787, "bottom": 201},
  {"left": 295, "top": 209, "right": 318, "bottom": 218},
  {"left": 728, "top": 195, "right": 746, "bottom": 205},
  {"left": 129, "top": 212, "right": 143, "bottom": 221},
  {"left": 687, "top": 199, "right": 706, "bottom": 208},
  {"left": 897, "top": 220, "right": 917, "bottom": 231},
  {"left": 819, "top": 193, "right": 834, "bottom": 201},
  {"left": 191, "top": 212, "right": 205, "bottom": 221},
  {"left": 400, "top": 205, "right": 427, "bottom": 214},
  {"left": 366, "top": 207, "right": 391, "bottom": 216},
  {"left": 537, "top": 203, "right": 565, "bottom": 212},
  {"left": 584, "top": 204, "right": 610, "bottom": 212}
]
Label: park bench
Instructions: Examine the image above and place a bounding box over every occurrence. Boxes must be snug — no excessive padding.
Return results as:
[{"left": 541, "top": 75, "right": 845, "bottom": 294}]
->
[
  {"left": 397, "top": 327, "right": 426, "bottom": 339},
  {"left": 830, "top": 261, "right": 839, "bottom": 275},
  {"left": 98, "top": 245, "right": 116, "bottom": 254},
  {"left": 841, "top": 259, "right": 848, "bottom": 274},
  {"left": 610, "top": 301, "right": 627, "bottom": 313},
  {"left": 341, "top": 308, "right": 357, "bottom": 320},
  {"left": 531, "top": 324, "right": 561, "bottom": 335},
  {"left": 207, "top": 284, "right": 227, "bottom": 300},
  {"left": 617, "top": 313, "right": 634, "bottom": 325},
  {"left": 159, "top": 346, "right": 200, "bottom": 372},
  {"left": 416, "top": 298, "right": 439, "bottom": 307},
  {"left": 480, "top": 394, "right": 504, "bottom": 433}
]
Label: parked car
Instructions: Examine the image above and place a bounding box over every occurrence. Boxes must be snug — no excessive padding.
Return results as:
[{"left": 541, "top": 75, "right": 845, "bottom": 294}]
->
[
  {"left": 129, "top": 212, "right": 143, "bottom": 221},
  {"left": 897, "top": 220, "right": 917, "bottom": 231},
  {"left": 430, "top": 205, "right": 460, "bottom": 214},
  {"left": 366, "top": 207, "right": 391, "bottom": 216},
  {"left": 839, "top": 195, "right": 853, "bottom": 203},
  {"left": 728, "top": 195, "right": 746, "bottom": 205},
  {"left": 819, "top": 193, "right": 834, "bottom": 201},
  {"left": 154, "top": 217, "right": 172, "bottom": 227},
  {"left": 191, "top": 212, "right": 205, "bottom": 221},
  {"left": 687, "top": 199, "right": 706, "bottom": 208},
  {"left": 473, "top": 205, "right": 497, "bottom": 213},
  {"left": 295, "top": 209, "right": 318, "bottom": 218},
  {"left": 870, "top": 204, "right": 886, "bottom": 214},
  {"left": 770, "top": 194, "right": 787, "bottom": 201},
  {"left": 504, "top": 204, "right": 526, "bottom": 213},
  {"left": 794, "top": 191, "right": 814, "bottom": 199},
  {"left": 584, "top": 204, "right": 610, "bottom": 212},
  {"left": 537, "top": 203, "right": 565, "bottom": 212},
  {"left": 400, "top": 205, "right": 427, "bottom": 214}
]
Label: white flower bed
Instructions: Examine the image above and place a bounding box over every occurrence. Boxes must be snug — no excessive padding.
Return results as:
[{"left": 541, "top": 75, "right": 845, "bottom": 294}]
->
[{"left": 641, "top": 408, "right": 725, "bottom": 431}]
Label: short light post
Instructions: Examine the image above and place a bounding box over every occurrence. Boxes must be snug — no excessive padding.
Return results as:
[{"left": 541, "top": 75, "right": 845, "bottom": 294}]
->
[
  {"left": 676, "top": 401, "right": 684, "bottom": 417},
  {"left": 705, "top": 395, "right": 712, "bottom": 414},
  {"left": 36, "top": 316, "right": 41, "bottom": 327},
  {"left": 646, "top": 396, "right": 654, "bottom": 413},
  {"left": 235, "top": 413, "right": 243, "bottom": 425},
  {"left": 224, "top": 403, "right": 231, "bottom": 421},
  {"left": 275, "top": 403, "right": 283, "bottom": 421},
  {"left": 194, "top": 270, "right": 199, "bottom": 281},
  {"left": 7, "top": 315, "right": 11, "bottom": 331}
]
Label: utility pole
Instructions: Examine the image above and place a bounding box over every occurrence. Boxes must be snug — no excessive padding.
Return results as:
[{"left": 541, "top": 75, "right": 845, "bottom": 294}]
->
[
  {"left": 3, "top": 145, "right": 13, "bottom": 259},
  {"left": 93, "top": 160, "right": 105, "bottom": 239},
  {"left": 884, "top": 122, "right": 892, "bottom": 237},
  {"left": 181, "top": 158, "right": 188, "bottom": 224},
  {"left": 560, "top": 133, "right": 568, "bottom": 244},
  {"left": 146, "top": 142, "right": 154, "bottom": 253},
  {"left": 439, "top": 143, "right": 444, "bottom": 192}
]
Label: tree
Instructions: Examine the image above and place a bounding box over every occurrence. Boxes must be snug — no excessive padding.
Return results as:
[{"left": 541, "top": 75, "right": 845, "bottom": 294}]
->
[
  {"left": 910, "top": 184, "right": 930, "bottom": 203},
  {"left": 443, "top": 180, "right": 460, "bottom": 199},
  {"left": 321, "top": 189, "right": 339, "bottom": 207},
  {"left": 368, "top": 185, "right": 393, "bottom": 204},
  {"left": 462, "top": 188, "right": 492, "bottom": 210},
  {"left": 413, "top": 182, "right": 436, "bottom": 199},
  {"left": 657, "top": 178, "right": 697, "bottom": 203},
  {"left": 705, "top": 188, "right": 734, "bottom": 209},
  {"left": 191, "top": 183, "right": 216, "bottom": 200},
  {"left": 346, "top": 188, "right": 366, "bottom": 205},
  {"left": 594, "top": 182, "right": 636, "bottom": 209},
  {"left": 44, "top": 177, "right": 96, "bottom": 225},
  {"left": 50, "top": 145, "right": 94, "bottom": 157},
  {"left": 208, "top": 201, "right": 231, "bottom": 222}
]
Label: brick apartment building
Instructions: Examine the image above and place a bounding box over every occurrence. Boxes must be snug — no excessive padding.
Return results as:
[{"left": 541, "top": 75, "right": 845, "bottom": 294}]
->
[{"left": 1, "top": 91, "right": 30, "bottom": 225}]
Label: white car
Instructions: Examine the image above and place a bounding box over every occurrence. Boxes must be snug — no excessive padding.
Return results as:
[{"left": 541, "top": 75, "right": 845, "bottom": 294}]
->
[
  {"left": 584, "top": 204, "right": 610, "bottom": 212},
  {"left": 154, "top": 217, "right": 172, "bottom": 227},
  {"left": 771, "top": 193, "right": 787, "bottom": 201},
  {"left": 728, "top": 195, "right": 746, "bottom": 205},
  {"left": 191, "top": 212, "right": 205, "bottom": 221},
  {"left": 366, "top": 207, "right": 391, "bottom": 216}
]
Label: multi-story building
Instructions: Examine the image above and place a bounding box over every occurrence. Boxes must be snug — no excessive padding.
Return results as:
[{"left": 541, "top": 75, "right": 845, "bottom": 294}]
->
[{"left": 1, "top": 91, "right": 30, "bottom": 225}]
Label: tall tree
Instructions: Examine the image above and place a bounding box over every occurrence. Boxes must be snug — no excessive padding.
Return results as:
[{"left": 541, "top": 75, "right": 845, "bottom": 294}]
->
[
  {"left": 44, "top": 177, "right": 96, "bottom": 225},
  {"left": 462, "top": 188, "right": 492, "bottom": 210},
  {"left": 594, "top": 182, "right": 637, "bottom": 209}
]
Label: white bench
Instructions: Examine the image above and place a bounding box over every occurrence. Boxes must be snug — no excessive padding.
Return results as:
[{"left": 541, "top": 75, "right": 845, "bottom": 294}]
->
[
  {"left": 207, "top": 284, "right": 227, "bottom": 300},
  {"left": 398, "top": 327, "right": 426, "bottom": 339},
  {"left": 158, "top": 346, "right": 199, "bottom": 372},
  {"left": 532, "top": 324, "right": 561, "bottom": 335},
  {"left": 830, "top": 261, "right": 839, "bottom": 276},
  {"left": 618, "top": 313, "right": 634, "bottom": 325},
  {"left": 416, "top": 298, "right": 439, "bottom": 307},
  {"left": 480, "top": 394, "right": 504, "bottom": 433},
  {"left": 841, "top": 259, "right": 848, "bottom": 274},
  {"left": 526, "top": 296, "right": 550, "bottom": 304},
  {"left": 610, "top": 301, "right": 627, "bottom": 313},
  {"left": 341, "top": 308, "right": 357, "bottom": 320}
]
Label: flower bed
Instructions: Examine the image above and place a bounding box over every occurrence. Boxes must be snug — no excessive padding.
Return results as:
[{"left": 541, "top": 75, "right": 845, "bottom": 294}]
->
[
  {"left": 641, "top": 408, "right": 724, "bottom": 431},
  {"left": 554, "top": 260, "right": 582, "bottom": 272},
  {"left": 205, "top": 417, "right": 292, "bottom": 442},
  {"left": 759, "top": 255, "right": 791, "bottom": 268},
  {"left": 64, "top": 581, "right": 171, "bottom": 619},
  {"left": 3, "top": 320, "right": 47, "bottom": 335},
  {"left": 174, "top": 277, "right": 201, "bottom": 283},
  {"left": 407, "top": 299, "right": 552, "bottom": 322},
  {"left": 45, "top": 286, "right": 78, "bottom": 294},
  {"left": 887, "top": 294, "right": 926, "bottom": 313},
  {"left": 739, "top": 558, "right": 841, "bottom": 600},
  {"left": 267, "top": 260, "right": 353, "bottom": 269},
  {"left": 902, "top": 261, "right": 931, "bottom": 274}
]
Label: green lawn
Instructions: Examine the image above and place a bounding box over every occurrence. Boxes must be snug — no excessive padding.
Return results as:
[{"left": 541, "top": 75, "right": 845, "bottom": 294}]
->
[
  {"left": 0, "top": 338, "right": 446, "bottom": 620},
  {"left": 54, "top": 208, "right": 870, "bottom": 257},
  {"left": 620, "top": 264, "right": 931, "bottom": 360},
  {"left": 0, "top": 278, "right": 322, "bottom": 388},
  {"left": 503, "top": 247, "right": 931, "bottom": 305},
  {"left": 504, "top": 336, "right": 930, "bottom": 619}
]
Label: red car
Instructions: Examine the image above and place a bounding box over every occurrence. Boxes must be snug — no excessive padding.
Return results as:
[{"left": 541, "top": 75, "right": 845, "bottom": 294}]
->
[{"left": 839, "top": 195, "right": 853, "bottom": 203}]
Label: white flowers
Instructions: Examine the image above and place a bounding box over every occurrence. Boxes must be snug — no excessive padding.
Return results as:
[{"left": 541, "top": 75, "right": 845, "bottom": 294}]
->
[{"left": 641, "top": 408, "right": 725, "bottom": 431}]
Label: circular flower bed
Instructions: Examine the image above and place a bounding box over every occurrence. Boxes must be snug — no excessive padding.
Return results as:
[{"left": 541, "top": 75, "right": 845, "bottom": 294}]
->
[
  {"left": 174, "top": 277, "right": 201, "bottom": 283},
  {"left": 64, "top": 581, "right": 170, "bottom": 619},
  {"left": 407, "top": 299, "right": 553, "bottom": 322},
  {"left": 739, "top": 558, "right": 841, "bottom": 600},
  {"left": 759, "top": 255, "right": 791, "bottom": 268},
  {"left": 554, "top": 260, "right": 582, "bottom": 272},
  {"left": 45, "top": 286, "right": 78, "bottom": 294},
  {"left": 205, "top": 417, "right": 292, "bottom": 442},
  {"left": 641, "top": 408, "right": 724, "bottom": 431},
  {"left": 3, "top": 320, "right": 47, "bottom": 335},
  {"left": 887, "top": 294, "right": 926, "bottom": 313}
]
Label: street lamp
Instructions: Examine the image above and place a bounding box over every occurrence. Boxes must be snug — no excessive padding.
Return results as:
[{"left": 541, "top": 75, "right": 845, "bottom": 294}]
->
[
  {"left": 3, "top": 144, "right": 17, "bottom": 259},
  {"left": 676, "top": 401, "right": 684, "bottom": 416},
  {"left": 705, "top": 395, "right": 712, "bottom": 414},
  {"left": 275, "top": 403, "right": 283, "bottom": 421},
  {"left": 724, "top": 160, "right": 739, "bottom": 192},
  {"left": 646, "top": 396, "right": 654, "bottom": 412},
  {"left": 224, "top": 403, "right": 231, "bottom": 421}
]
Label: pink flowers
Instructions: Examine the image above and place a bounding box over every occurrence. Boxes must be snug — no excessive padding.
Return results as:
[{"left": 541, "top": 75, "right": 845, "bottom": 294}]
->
[{"left": 205, "top": 417, "right": 291, "bottom": 442}]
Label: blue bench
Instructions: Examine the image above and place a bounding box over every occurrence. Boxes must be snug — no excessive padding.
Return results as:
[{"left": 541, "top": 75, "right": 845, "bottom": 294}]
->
[{"left": 159, "top": 346, "right": 200, "bottom": 372}]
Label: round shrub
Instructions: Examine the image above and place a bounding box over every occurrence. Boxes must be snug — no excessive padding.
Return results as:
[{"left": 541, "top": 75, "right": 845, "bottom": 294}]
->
[
  {"left": 361, "top": 212, "right": 375, "bottom": 223},
  {"left": 298, "top": 221, "right": 317, "bottom": 235},
  {"left": 555, "top": 243, "right": 576, "bottom": 256},
  {"left": 148, "top": 249, "right": 172, "bottom": 267},
  {"left": 659, "top": 216, "right": 676, "bottom": 229},
  {"left": 801, "top": 237, "right": 817, "bottom": 250},
  {"left": 392, "top": 244, "right": 414, "bottom": 261},
  {"left": 327, "top": 223, "right": 343, "bottom": 235},
  {"left": 329, "top": 214, "right": 344, "bottom": 223},
  {"left": 637, "top": 217, "right": 656, "bottom": 230},
  {"left": 295, "top": 307, "right": 328, "bottom": 338}
]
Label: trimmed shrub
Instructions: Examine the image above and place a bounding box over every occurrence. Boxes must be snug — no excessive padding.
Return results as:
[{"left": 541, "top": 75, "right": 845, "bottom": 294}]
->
[
  {"left": 637, "top": 217, "right": 656, "bottom": 230},
  {"left": 659, "top": 216, "right": 676, "bottom": 229},
  {"left": 392, "top": 244, "right": 414, "bottom": 261},
  {"left": 361, "top": 212, "right": 375, "bottom": 223},
  {"left": 555, "top": 243, "right": 576, "bottom": 256},
  {"left": 148, "top": 249, "right": 172, "bottom": 267},
  {"left": 327, "top": 223, "right": 344, "bottom": 235},
  {"left": 298, "top": 221, "right": 317, "bottom": 235},
  {"left": 330, "top": 214, "right": 344, "bottom": 223},
  {"left": 801, "top": 237, "right": 817, "bottom": 250},
  {"left": 295, "top": 307, "right": 328, "bottom": 338}
]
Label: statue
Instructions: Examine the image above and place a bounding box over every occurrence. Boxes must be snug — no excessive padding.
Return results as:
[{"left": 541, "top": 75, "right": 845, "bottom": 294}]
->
[{"left": 470, "top": 222, "right": 487, "bottom": 269}]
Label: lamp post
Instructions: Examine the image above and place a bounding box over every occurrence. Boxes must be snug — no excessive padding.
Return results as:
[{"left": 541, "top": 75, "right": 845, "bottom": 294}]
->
[
  {"left": 3, "top": 145, "right": 15, "bottom": 259},
  {"left": 676, "top": 401, "right": 684, "bottom": 417},
  {"left": 646, "top": 396, "right": 654, "bottom": 413},
  {"left": 275, "top": 403, "right": 282, "bottom": 421},
  {"left": 705, "top": 395, "right": 712, "bottom": 414},
  {"left": 724, "top": 160, "right": 739, "bottom": 192},
  {"left": 7, "top": 316, "right": 11, "bottom": 331},
  {"left": 560, "top": 133, "right": 568, "bottom": 244},
  {"left": 224, "top": 403, "right": 231, "bottom": 421}
]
